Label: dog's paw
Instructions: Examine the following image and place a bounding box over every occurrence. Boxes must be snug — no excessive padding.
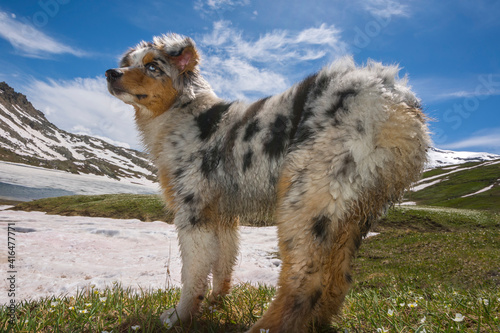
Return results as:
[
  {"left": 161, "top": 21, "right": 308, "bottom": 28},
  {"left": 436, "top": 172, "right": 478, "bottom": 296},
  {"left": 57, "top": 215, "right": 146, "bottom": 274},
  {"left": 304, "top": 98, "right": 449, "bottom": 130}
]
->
[
  {"left": 208, "top": 292, "right": 224, "bottom": 305},
  {"left": 160, "top": 307, "right": 181, "bottom": 330}
]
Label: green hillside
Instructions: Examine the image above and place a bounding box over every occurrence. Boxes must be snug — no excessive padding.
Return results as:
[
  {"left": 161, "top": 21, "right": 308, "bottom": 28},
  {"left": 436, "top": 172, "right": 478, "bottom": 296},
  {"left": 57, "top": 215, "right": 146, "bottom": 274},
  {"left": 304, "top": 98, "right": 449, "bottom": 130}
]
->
[{"left": 405, "top": 159, "right": 500, "bottom": 212}]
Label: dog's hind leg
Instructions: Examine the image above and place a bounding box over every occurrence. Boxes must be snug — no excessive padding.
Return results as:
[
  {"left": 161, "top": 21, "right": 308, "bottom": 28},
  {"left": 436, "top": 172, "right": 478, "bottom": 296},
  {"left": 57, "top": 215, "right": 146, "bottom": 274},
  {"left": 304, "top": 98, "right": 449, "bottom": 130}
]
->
[
  {"left": 310, "top": 220, "right": 361, "bottom": 326},
  {"left": 247, "top": 171, "right": 362, "bottom": 333},
  {"left": 210, "top": 217, "right": 240, "bottom": 302}
]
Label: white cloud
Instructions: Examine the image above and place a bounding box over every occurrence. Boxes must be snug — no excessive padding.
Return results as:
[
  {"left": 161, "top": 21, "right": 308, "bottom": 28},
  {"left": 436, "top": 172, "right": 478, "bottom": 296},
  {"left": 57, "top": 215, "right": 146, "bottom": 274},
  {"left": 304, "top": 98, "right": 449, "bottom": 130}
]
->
[
  {"left": 296, "top": 24, "right": 343, "bottom": 47},
  {"left": 202, "top": 55, "right": 288, "bottom": 101},
  {"left": 412, "top": 74, "right": 500, "bottom": 102},
  {"left": 25, "top": 77, "right": 140, "bottom": 149},
  {"left": 441, "top": 129, "right": 500, "bottom": 153},
  {"left": 201, "top": 20, "right": 236, "bottom": 46},
  {"left": 0, "top": 11, "right": 85, "bottom": 58},
  {"left": 201, "top": 21, "right": 345, "bottom": 63},
  {"left": 194, "top": 0, "right": 250, "bottom": 13},
  {"left": 437, "top": 89, "right": 500, "bottom": 100},
  {"left": 363, "top": 0, "right": 410, "bottom": 19},
  {"left": 198, "top": 20, "right": 346, "bottom": 100}
]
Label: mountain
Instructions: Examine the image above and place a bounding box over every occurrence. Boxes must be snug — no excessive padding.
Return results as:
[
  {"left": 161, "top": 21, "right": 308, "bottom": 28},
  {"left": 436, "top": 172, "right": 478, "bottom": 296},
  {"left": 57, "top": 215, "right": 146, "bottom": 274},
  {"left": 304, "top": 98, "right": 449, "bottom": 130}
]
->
[
  {"left": 426, "top": 147, "right": 500, "bottom": 169},
  {"left": 0, "top": 82, "right": 156, "bottom": 182}
]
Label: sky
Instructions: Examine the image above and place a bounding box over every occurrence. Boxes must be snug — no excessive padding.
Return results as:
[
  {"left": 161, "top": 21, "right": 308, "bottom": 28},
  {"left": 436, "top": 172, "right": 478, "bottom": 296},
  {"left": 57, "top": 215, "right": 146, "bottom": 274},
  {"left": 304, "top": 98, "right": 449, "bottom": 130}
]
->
[{"left": 0, "top": 0, "right": 499, "bottom": 153}]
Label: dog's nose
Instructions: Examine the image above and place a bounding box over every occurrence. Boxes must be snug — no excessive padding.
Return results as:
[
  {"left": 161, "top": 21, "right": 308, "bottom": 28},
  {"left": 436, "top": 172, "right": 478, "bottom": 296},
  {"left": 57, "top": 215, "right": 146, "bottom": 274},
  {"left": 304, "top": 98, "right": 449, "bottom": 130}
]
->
[{"left": 105, "top": 69, "right": 123, "bottom": 82}]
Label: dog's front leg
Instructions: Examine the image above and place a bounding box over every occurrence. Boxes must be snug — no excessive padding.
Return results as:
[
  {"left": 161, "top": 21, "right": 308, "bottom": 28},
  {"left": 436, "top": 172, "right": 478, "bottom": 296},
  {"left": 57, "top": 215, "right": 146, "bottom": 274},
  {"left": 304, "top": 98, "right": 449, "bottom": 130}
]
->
[
  {"left": 160, "top": 214, "right": 216, "bottom": 328},
  {"left": 210, "top": 218, "right": 240, "bottom": 302}
]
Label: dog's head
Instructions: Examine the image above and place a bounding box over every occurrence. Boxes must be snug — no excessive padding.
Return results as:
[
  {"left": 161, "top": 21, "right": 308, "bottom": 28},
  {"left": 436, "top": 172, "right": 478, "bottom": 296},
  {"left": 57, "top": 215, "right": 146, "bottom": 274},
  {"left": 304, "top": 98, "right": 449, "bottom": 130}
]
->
[{"left": 106, "top": 34, "right": 200, "bottom": 117}]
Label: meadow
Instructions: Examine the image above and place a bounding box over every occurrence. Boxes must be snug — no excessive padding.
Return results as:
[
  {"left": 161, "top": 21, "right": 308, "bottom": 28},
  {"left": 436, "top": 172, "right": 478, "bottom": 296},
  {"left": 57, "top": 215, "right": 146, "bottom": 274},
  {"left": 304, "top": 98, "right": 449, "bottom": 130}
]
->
[{"left": 1, "top": 197, "right": 499, "bottom": 332}]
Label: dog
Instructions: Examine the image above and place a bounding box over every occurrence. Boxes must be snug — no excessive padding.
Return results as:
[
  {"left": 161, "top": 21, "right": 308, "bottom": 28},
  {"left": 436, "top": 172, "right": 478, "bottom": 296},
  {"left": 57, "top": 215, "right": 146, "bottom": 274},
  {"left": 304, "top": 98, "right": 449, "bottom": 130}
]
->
[{"left": 106, "top": 33, "right": 429, "bottom": 332}]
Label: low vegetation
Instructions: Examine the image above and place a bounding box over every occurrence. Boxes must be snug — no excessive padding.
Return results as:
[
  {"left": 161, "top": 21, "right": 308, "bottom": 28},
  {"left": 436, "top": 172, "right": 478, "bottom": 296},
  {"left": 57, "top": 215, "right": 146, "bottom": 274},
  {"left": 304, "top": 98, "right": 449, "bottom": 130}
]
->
[{"left": 2, "top": 202, "right": 499, "bottom": 332}]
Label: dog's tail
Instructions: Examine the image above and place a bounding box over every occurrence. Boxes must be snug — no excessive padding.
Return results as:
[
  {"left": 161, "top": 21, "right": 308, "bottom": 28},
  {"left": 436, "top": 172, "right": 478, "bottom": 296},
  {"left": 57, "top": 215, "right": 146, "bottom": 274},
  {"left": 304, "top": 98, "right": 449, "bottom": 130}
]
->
[
  {"left": 282, "top": 56, "right": 431, "bottom": 232},
  {"left": 336, "top": 58, "right": 430, "bottom": 229}
]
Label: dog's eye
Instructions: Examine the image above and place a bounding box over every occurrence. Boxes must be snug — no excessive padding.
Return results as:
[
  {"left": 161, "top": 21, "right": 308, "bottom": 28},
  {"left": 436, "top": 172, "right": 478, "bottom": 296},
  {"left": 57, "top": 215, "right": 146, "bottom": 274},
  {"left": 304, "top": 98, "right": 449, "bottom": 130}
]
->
[{"left": 146, "top": 63, "right": 158, "bottom": 72}]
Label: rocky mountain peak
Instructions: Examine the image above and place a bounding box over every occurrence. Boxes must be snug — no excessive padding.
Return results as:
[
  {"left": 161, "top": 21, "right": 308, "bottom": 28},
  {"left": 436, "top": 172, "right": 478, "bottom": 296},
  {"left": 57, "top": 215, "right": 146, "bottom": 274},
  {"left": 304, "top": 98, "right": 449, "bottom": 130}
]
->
[{"left": 0, "top": 82, "right": 42, "bottom": 118}]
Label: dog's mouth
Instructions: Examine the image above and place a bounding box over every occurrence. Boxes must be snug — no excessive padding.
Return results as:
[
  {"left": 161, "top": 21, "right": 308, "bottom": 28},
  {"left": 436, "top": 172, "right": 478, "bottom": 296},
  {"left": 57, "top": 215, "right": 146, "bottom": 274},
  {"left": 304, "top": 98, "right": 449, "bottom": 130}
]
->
[
  {"left": 105, "top": 69, "right": 149, "bottom": 101},
  {"left": 107, "top": 84, "right": 126, "bottom": 96}
]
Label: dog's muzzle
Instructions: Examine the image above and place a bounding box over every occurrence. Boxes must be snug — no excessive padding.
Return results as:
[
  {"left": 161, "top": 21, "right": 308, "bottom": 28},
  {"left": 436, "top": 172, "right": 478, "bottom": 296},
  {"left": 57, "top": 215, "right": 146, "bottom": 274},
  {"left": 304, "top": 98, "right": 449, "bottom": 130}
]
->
[
  {"left": 105, "top": 69, "right": 126, "bottom": 96},
  {"left": 105, "top": 69, "right": 123, "bottom": 82}
]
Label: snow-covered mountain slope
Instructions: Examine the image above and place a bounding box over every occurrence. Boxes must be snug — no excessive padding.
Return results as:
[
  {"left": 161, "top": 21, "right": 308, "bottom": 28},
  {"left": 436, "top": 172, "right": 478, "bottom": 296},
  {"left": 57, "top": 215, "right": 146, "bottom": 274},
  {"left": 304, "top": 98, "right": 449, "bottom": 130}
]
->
[
  {"left": 0, "top": 161, "right": 158, "bottom": 201},
  {"left": 426, "top": 147, "right": 500, "bottom": 169},
  {"left": 0, "top": 82, "right": 156, "bottom": 183}
]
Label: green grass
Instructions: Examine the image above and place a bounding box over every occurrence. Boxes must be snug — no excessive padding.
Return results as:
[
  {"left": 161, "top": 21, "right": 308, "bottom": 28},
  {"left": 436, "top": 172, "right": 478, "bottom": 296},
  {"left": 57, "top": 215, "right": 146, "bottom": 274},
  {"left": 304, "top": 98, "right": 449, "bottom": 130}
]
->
[
  {"left": 9, "top": 194, "right": 172, "bottom": 222},
  {"left": 362, "top": 206, "right": 500, "bottom": 291},
  {"left": 0, "top": 284, "right": 275, "bottom": 333},
  {"left": 336, "top": 286, "right": 499, "bottom": 333},
  {"left": 2, "top": 283, "right": 498, "bottom": 332},
  {"left": 2, "top": 203, "right": 499, "bottom": 332},
  {"left": 432, "top": 185, "right": 500, "bottom": 212}
]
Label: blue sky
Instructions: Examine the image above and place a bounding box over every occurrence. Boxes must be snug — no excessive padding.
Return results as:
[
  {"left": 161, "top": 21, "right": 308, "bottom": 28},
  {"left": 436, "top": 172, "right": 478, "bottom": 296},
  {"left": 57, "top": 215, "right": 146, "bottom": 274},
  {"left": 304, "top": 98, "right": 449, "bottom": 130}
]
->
[{"left": 0, "top": 0, "right": 499, "bottom": 153}]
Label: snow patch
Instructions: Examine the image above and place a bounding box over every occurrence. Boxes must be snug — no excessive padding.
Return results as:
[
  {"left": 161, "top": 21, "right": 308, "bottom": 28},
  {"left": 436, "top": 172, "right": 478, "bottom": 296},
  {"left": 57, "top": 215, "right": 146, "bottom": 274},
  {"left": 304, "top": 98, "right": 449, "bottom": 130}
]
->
[
  {"left": 399, "top": 201, "right": 417, "bottom": 206},
  {"left": 461, "top": 180, "right": 499, "bottom": 198},
  {"left": 411, "top": 178, "right": 447, "bottom": 191},
  {"left": 0, "top": 208, "right": 280, "bottom": 304}
]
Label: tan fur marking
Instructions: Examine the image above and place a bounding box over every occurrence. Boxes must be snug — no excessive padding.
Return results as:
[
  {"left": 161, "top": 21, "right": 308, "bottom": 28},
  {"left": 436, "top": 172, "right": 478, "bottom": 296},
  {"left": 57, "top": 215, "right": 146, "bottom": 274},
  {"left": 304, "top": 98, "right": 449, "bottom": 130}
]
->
[
  {"left": 158, "top": 168, "right": 176, "bottom": 210},
  {"left": 142, "top": 52, "right": 155, "bottom": 65},
  {"left": 200, "top": 198, "right": 220, "bottom": 223},
  {"left": 249, "top": 216, "right": 362, "bottom": 332},
  {"left": 276, "top": 173, "right": 292, "bottom": 204},
  {"left": 120, "top": 68, "right": 178, "bottom": 118},
  {"left": 218, "top": 278, "right": 232, "bottom": 295},
  {"left": 375, "top": 104, "right": 427, "bottom": 196}
]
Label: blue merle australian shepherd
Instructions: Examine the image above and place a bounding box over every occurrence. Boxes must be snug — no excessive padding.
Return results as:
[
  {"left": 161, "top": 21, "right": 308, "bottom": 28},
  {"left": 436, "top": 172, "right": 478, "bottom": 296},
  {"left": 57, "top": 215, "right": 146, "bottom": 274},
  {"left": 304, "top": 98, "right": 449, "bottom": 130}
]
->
[{"left": 106, "top": 33, "right": 429, "bottom": 332}]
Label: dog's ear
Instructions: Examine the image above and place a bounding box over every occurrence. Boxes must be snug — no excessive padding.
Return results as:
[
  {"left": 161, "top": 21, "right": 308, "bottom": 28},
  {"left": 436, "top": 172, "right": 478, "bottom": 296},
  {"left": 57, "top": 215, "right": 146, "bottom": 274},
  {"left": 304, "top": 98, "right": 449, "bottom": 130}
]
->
[{"left": 169, "top": 46, "right": 199, "bottom": 74}]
